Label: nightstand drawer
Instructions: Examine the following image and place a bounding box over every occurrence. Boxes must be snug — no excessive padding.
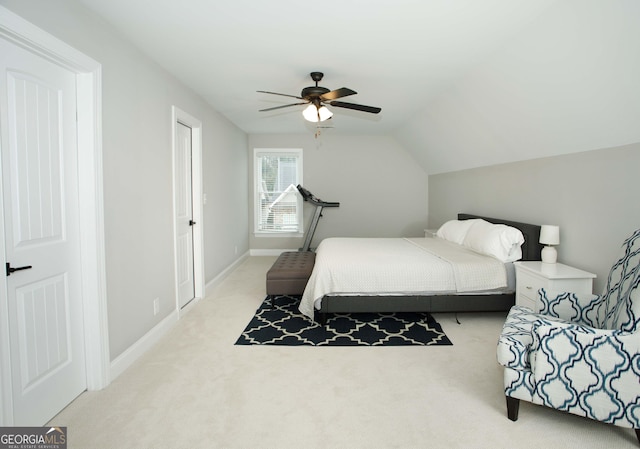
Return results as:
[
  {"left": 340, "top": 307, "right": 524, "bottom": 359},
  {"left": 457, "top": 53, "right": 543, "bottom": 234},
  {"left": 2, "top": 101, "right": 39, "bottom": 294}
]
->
[
  {"left": 516, "top": 271, "right": 545, "bottom": 307},
  {"left": 514, "top": 261, "right": 596, "bottom": 310}
]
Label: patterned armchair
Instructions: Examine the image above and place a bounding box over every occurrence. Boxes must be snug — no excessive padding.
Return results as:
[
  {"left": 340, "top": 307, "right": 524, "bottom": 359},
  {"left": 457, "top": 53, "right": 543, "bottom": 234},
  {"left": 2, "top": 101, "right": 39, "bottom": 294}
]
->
[{"left": 497, "top": 228, "right": 640, "bottom": 444}]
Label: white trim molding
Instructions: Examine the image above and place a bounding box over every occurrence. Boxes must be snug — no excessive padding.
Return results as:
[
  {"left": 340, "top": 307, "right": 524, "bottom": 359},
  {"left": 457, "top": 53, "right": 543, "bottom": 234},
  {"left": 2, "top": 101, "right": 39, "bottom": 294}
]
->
[
  {"left": 171, "top": 106, "right": 205, "bottom": 311},
  {"left": 205, "top": 252, "right": 250, "bottom": 297},
  {"left": 110, "top": 310, "right": 179, "bottom": 380},
  {"left": 113, "top": 252, "right": 250, "bottom": 379},
  {"left": 253, "top": 148, "right": 303, "bottom": 235}
]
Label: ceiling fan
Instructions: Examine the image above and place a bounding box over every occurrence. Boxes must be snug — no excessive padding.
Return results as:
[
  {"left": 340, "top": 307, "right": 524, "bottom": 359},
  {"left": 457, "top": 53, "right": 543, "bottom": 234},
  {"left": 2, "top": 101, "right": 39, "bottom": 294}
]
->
[{"left": 258, "top": 72, "right": 382, "bottom": 123}]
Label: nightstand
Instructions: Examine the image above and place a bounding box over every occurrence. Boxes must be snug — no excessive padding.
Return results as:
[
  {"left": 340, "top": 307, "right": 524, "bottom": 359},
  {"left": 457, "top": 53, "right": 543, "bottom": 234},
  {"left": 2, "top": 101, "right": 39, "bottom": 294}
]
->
[{"left": 514, "top": 261, "right": 596, "bottom": 311}]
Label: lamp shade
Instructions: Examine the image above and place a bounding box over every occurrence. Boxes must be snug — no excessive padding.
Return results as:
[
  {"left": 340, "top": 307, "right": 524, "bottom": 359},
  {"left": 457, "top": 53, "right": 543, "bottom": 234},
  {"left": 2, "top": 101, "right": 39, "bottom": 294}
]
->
[
  {"left": 539, "top": 225, "right": 560, "bottom": 245},
  {"left": 302, "top": 104, "right": 332, "bottom": 122}
]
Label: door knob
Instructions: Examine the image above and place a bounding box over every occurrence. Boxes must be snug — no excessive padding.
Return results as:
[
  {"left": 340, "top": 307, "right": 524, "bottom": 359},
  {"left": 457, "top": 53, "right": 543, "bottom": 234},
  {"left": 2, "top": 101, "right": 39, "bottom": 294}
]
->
[{"left": 6, "top": 263, "right": 33, "bottom": 276}]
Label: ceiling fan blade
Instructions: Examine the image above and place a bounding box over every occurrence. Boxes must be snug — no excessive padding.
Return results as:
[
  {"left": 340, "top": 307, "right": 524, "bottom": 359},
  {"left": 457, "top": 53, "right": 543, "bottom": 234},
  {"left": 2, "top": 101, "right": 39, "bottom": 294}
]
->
[
  {"left": 319, "top": 87, "right": 357, "bottom": 101},
  {"left": 259, "top": 102, "right": 307, "bottom": 112},
  {"left": 329, "top": 101, "right": 382, "bottom": 114},
  {"left": 257, "top": 90, "right": 303, "bottom": 100}
]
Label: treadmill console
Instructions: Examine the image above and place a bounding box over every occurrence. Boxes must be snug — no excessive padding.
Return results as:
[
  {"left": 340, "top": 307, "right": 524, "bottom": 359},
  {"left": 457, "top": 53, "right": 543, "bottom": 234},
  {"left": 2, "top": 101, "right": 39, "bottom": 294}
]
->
[{"left": 296, "top": 184, "right": 339, "bottom": 207}]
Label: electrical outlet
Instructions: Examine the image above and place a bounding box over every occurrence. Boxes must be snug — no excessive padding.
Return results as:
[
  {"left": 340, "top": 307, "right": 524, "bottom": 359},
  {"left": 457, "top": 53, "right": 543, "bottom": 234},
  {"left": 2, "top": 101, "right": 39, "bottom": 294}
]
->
[
  {"left": 234, "top": 245, "right": 238, "bottom": 255},
  {"left": 153, "top": 298, "right": 160, "bottom": 316}
]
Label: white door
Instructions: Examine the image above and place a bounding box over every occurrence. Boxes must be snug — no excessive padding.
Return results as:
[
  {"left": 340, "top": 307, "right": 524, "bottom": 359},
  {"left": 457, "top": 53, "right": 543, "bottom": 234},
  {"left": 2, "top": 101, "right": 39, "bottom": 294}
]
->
[
  {"left": 175, "top": 121, "right": 195, "bottom": 308},
  {"left": 0, "top": 38, "right": 86, "bottom": 425}
]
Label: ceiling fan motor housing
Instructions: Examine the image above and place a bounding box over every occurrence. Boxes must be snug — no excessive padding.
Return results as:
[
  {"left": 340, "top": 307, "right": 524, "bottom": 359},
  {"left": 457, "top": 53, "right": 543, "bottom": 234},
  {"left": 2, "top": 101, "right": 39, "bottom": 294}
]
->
[
  {"left": 302, "top": 71, "right": 329, "bottom": 102},
  {"left": 301, "top": 86, "right": 330, "bottom": 100}
]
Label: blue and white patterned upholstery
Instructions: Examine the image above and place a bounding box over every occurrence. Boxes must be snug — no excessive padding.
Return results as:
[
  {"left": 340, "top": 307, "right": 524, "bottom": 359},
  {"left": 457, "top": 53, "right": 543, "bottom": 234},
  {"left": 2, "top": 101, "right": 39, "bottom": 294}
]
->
[{"left": 497, "top": 229, "right": 640, "bottom": 439}]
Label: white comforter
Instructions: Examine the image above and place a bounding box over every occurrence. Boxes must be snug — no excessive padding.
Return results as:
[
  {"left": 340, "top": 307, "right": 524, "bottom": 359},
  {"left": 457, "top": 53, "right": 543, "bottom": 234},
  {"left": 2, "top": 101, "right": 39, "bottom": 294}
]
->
[{"left": 299, "top": 237, "right": 508, "bottom": 320}]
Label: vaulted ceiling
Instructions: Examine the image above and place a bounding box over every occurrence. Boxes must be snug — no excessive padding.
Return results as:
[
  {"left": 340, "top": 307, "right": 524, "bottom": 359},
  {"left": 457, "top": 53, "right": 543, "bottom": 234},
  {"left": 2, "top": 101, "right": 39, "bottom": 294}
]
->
[
  {"left": 76, "top": 0, "right": 557, "bottom": 134},
  {"left": 77, "top": 0, "right": 640, "bottom": 174}
]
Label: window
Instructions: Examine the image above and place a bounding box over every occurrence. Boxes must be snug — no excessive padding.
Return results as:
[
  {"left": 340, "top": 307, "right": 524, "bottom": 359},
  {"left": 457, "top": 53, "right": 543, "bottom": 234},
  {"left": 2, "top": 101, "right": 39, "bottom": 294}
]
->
[{"left": 254, "top": 149, "right": 303, "bottom": 234}]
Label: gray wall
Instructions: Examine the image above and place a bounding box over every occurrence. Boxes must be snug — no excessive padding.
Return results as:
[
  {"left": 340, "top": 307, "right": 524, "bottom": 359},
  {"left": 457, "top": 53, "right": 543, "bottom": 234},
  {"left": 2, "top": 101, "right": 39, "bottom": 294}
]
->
[
  {"left": 429, "top": 143, "right": 640, "bottom": 293},
  {"left": 2, "top": 0, "right": 249, "bottom": 360},
  {"left": 248, "top": 133, "right": 428, "bottom": 251}
]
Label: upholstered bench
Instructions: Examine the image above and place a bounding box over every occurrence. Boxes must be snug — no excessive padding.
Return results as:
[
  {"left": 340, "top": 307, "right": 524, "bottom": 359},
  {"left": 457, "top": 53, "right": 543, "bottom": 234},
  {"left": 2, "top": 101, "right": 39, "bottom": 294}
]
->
[{"left": 266, "top": 251, "right": 315, "bottom": 301}]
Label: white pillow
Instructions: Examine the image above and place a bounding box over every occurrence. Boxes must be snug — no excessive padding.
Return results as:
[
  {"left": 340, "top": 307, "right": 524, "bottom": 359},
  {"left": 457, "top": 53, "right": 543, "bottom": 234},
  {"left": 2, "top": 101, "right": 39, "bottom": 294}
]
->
[
  {"left": 436, "top": 219, "right": 481, "bottom": 245},
  {"left": 462, "top": 220, "right": 525, "bottom": 262}
]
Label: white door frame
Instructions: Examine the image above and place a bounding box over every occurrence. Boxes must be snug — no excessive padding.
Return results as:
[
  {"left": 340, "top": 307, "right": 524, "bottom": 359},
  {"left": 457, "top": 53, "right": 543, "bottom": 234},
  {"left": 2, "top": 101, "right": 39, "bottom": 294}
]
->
[
  {"left": 171, "top": 106, "right": 205, "bottom": 314},
  {"left": 0, "top": 7, "right": 109, "bottom": 425}
]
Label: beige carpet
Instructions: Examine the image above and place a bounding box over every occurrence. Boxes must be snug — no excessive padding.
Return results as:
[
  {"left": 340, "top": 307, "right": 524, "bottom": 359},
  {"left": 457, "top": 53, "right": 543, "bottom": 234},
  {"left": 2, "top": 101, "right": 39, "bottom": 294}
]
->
[{"left": 49, "top": 256, "right": 637, "bottom": 448}]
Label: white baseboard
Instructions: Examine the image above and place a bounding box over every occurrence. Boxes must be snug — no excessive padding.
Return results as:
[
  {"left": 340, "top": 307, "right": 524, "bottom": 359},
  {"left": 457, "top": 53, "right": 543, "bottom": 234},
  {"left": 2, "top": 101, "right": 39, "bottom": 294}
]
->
[
  {"left": 110, "top": 252, "right": 250, "bottom": 381},
  {"left": 178, "top": 295, "right": 201, "bottom": 318},
  {"left": 205, "top": 251, "right": 250, "bottom": 297},
  {"left": 110, "top": 309, "right": 179, "bottom": 380}
]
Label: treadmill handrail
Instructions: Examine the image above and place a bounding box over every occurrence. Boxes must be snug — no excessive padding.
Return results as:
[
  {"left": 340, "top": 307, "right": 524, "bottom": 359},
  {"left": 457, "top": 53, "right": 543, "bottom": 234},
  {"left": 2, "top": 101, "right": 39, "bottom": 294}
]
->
[
  {"left": 296, "top": 184, "right": 340, "bottom": 251},
  {"left": 309, "top": 199, "right": 340, "bottom": 207}
]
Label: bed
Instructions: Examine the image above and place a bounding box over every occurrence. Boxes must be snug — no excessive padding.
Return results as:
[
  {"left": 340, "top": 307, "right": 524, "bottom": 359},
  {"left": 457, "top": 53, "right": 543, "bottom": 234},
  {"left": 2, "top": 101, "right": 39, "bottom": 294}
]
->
[{"left": 299, "top": 213, "right": 543, "bottom": 322}]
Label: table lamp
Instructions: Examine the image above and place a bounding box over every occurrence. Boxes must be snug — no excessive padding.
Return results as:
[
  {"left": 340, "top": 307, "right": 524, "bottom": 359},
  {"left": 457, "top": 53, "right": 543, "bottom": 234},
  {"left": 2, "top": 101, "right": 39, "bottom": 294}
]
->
[{"left": 540, "top": 225, "right": 560, "bottom": 264}]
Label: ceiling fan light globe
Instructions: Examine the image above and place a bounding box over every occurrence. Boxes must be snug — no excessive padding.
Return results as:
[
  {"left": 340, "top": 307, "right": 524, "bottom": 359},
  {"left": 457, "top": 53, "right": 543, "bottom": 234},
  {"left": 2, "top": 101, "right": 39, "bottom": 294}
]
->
[
  {"left": 302, "top": 104, "right": 319, "bottom": 122},
  {"left": 302, "top": 104, "right": 332, "bottom": 122},
  {"left": 318, "top": 106, "right": 333, "bottom": 121}
]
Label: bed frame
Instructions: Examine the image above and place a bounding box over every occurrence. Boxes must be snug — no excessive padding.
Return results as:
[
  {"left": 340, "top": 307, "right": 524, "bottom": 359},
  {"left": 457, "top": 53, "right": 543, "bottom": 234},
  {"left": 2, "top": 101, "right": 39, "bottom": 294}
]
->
[{"left": 315, "top": 213, "right": 542, "bottom": 323}]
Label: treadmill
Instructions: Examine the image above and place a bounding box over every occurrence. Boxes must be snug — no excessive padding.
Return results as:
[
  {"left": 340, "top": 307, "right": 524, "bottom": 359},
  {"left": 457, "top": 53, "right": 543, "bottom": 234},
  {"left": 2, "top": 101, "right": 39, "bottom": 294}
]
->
[{"left": 296, "top": 185, "right": 339, "bottom": 251}]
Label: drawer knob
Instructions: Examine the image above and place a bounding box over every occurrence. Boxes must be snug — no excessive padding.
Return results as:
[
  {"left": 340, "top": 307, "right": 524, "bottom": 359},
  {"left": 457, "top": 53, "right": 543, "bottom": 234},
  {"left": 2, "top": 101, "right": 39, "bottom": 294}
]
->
[{"left": 526, "top": 286, "right": 533, "bottom": 290}]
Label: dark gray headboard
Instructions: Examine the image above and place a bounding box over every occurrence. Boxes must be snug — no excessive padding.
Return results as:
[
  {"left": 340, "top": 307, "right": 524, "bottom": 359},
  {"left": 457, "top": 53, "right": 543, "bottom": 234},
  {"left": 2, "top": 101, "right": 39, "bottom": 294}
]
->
[{"left": 458, "top": 213, "right": 543, "bottom": 261}]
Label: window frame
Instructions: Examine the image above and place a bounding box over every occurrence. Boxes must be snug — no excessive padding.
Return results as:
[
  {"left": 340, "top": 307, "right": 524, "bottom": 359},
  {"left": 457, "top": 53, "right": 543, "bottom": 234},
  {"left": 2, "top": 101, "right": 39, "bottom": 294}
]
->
[{"left": 253, "top": 148, "right": 304, "bottom": 236}]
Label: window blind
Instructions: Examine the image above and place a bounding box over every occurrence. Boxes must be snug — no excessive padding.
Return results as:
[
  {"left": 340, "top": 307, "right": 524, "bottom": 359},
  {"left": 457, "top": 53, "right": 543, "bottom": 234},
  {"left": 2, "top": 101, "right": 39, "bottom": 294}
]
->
[{"left": 255, "top": 150, "right": 303, "bottom": 233}]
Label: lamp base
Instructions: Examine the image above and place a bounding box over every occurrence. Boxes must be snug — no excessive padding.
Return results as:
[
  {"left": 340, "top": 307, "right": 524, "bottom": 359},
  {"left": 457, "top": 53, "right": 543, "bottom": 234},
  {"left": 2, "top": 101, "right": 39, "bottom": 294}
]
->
[{"left": 541, "top": 245, "right": 557, "bottom": 264}]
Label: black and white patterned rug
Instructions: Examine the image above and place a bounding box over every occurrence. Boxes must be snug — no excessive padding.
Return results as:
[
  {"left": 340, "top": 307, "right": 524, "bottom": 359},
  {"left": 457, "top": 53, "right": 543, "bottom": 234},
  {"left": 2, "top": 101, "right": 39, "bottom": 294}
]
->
[{"left": 235, "top": 295, "right": 452, "bottom": 346}]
